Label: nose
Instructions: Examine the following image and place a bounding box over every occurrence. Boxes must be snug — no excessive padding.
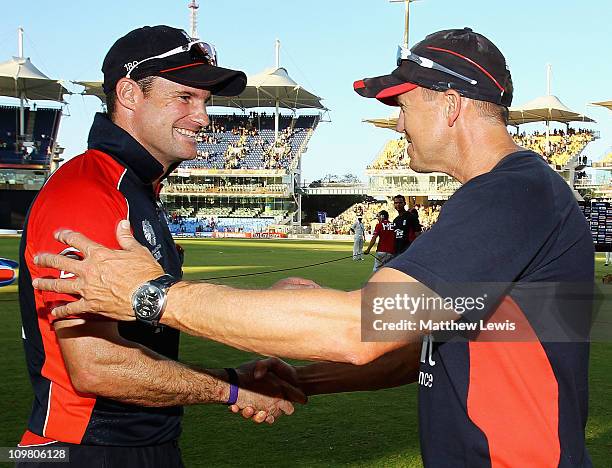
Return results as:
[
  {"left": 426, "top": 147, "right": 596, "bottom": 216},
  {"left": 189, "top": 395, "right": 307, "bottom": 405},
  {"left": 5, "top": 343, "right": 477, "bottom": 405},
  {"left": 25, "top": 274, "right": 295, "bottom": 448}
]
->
[
  {"left": 192, "top": 99, "right": 210, "bottom": 128},
  {"left": 395, "top": 109, "right": 405, "bottom": 134}
]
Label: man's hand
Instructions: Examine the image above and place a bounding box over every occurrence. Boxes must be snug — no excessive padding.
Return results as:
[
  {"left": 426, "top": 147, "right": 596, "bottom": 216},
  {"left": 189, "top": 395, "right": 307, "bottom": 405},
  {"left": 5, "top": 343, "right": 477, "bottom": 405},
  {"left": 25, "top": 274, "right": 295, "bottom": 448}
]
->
[
  {"left": 269, "top": 277, "right": 321, "bottom": 290},
  {"left": 31, "top": 220, "right": 163, "bottom": 320},
  {"left": 364, "top": 247, "right": 371, "bottom": 255},
  {"left": 230, "top": 358, "right": 307, "bottom": 424}
]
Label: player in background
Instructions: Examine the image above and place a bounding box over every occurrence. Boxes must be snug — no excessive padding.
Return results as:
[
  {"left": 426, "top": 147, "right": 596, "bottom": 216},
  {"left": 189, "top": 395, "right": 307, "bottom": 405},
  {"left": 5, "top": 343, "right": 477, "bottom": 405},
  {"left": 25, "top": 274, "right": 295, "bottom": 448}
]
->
[{"left": 364, "top": 210, "right": 395, "bottom": 271}]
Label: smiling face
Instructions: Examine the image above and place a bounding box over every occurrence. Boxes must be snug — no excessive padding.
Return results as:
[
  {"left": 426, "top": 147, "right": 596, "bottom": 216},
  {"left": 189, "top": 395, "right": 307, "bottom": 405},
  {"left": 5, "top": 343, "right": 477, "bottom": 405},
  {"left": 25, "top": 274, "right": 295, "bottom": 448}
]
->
[
  {"left": 130, "top": 77, "right": 211, "bottom": 168},
  {"left": 395, "top": 87, "right": 450, "bottom": 174}
]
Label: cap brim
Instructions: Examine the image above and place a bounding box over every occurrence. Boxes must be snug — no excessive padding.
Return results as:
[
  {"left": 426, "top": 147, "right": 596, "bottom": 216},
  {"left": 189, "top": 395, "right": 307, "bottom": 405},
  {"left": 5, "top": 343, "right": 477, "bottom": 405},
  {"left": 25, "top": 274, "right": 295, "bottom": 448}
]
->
[
  {"left": 159, "top": 62, "right": 247, "bottom": 96},
  {"left": 354, "top": 74, "right": 418, "bottom": 106}
]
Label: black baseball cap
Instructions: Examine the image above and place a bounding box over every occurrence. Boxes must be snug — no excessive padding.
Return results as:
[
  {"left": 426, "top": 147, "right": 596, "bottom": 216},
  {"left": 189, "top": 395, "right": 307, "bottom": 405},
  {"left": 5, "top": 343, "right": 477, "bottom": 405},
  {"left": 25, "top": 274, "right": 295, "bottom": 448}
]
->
[
  {"left": 102, "top": 25, "right": 247, "bottom": 96},
  {"left": 354, "top": 28, "right": 513, "bottom": 107}
]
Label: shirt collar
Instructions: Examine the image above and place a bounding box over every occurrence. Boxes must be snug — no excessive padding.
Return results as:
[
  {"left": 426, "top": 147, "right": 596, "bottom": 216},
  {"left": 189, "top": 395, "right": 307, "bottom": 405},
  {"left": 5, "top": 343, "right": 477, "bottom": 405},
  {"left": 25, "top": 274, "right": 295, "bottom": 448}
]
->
[{"left": 87, "top": 113, "right": 165, "bottom": 185}]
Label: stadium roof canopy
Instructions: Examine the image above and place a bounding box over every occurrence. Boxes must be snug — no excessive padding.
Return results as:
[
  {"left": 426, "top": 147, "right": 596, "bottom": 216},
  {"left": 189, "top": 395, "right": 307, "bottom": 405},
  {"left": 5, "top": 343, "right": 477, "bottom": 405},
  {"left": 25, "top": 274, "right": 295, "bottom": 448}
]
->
[
  {"left": 208, "top": 67, "right": 326, "bottom": 110},
  {"left": 363, "top": 109, "right": 400, "bottom": 131},
  {"left": 76, "top": 67, "right": 326, "bottom": 111},
  {"left": 508, "top": 95, "right": 594, "bottom": 125},
  {"left": 592, "top": 100, "right": 612, "bottom": 111},
  {"left": 75, "top": 80, "right": 105, "bottom": 101},
  {"left": 0, "top": 56, "right": 68, "bottom": 101}
]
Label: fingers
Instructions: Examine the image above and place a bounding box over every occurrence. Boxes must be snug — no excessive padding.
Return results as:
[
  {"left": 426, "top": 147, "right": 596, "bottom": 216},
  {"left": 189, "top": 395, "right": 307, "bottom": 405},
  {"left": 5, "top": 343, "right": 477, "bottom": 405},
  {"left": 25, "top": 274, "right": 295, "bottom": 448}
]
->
[
  {"left": 32, "top": 277, "right": 81, "bottom": 296},
  {"left": 54, "top": 230, "right": 103, "bottom": 258},
  {"left": 230, "top": 400, "right": 294, "bottom": 425},
  {"left": 279, "top": 382, "right": 308, "bottom": 405},
  {"left": 33, "top": 253, "right": 83, "bottom": 276},
  {"left": 253, "top": 359, "right": 269, "bottom": 380},
  {"left": 276, "top": 400, "right": 295, "bottom": 415},
  {"left": 253, "top": 358, "right": 307, "bottom": 404},
  {"left": 252, "top": 411, "right": 269, "bottom": 424},
  {"left": 240, "top": 407, "right": 256, "bottom": 419},
  {"left": 265, "top": 358, "right": 297, "bottom": 383},
  {"left": 115, "top": 220, "right": 141, "bottom": 251},
  {"left": 51, "top": 299, "right": 88, "bottom": 318}
]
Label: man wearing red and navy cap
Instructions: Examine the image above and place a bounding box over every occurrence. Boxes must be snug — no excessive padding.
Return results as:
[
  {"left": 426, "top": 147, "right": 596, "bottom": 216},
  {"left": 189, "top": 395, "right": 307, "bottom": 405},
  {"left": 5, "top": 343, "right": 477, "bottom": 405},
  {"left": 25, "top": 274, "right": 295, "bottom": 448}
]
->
[
  {"left": 352, "top": 28, "right": 593, "bottom": 466},
  {"left": 32, "top": 28, "right": 594, "bottom": 467},
  {"left": 18, "top": 25, "right": 302, "bottom": 467}
]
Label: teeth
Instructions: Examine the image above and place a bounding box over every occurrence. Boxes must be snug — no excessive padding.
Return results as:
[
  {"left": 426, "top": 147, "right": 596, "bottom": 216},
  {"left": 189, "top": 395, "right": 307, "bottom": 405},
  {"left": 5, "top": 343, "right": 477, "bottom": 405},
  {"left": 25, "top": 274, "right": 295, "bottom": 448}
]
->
[{"left": 175, "top": 128, "right": 198, "bottom": 138}]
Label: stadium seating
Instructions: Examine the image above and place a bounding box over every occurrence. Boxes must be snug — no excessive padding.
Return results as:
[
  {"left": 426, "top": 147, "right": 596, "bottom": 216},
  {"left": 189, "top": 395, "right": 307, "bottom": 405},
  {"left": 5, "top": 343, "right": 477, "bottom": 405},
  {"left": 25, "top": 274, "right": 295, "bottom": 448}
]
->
[
  {"left": 260, "top": 209, "right": 288, "bottom": 219},
  {"left": 166, "top": 215, "right": 275, "bottom": 234},
  {"left": 0, "top": 106, "right": 60, "bottom": 166},
  {"left": 368, "top": 129, "right": 594, "bottom": 172},
  {"left": 196, "top": 207, "right": 233, "bottom": 217},
  {"left": 368, "top": 138, "right": 409, "bottom": 170},
  {"left": 179, "top": 112, "right": 319, "bottom": 171},
  {"left": 512, "top": 128, "right": 594, "bottom": 168},
  {"left": 164, "top": 181, "right": 288, "bottom": 195}
]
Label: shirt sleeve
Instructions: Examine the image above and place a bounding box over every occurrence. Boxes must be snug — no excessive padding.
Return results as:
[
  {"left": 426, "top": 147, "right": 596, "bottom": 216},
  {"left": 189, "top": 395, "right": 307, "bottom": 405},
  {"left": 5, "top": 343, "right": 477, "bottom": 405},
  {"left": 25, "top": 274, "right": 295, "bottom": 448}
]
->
[
  {"left": 373, "top": 222, "right": 382, "bottom": 236},
  {"left": 26, "top": 185, "right": 128, "bottom": 324}
]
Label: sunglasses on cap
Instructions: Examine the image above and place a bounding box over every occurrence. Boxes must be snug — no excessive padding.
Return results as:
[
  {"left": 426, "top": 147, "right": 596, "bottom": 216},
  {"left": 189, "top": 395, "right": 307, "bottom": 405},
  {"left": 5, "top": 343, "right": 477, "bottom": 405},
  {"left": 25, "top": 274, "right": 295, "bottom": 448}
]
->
[
  {"left": 125, "top": 39, "right": 218, "bottom": 79},
  {"left": 396, "top": 45, "right": 477, "bottom": 86}
]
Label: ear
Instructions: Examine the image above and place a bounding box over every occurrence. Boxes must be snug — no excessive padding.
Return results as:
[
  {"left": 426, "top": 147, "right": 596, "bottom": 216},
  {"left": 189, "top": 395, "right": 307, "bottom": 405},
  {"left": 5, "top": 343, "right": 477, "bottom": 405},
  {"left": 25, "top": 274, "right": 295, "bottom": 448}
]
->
[
  {"left": 115, "top": 78, "right": 141, "bottom": 112},
  {"left": 443, "top": 89, "right": 461, "bottom": 127}
]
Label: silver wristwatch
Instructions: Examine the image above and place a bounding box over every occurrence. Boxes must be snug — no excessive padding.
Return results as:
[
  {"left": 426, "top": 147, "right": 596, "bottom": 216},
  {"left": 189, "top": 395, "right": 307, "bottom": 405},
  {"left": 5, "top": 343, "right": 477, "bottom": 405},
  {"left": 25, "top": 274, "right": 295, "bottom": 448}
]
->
[{"left": 131, "top": 274, "right": 178, "bottom": 326}]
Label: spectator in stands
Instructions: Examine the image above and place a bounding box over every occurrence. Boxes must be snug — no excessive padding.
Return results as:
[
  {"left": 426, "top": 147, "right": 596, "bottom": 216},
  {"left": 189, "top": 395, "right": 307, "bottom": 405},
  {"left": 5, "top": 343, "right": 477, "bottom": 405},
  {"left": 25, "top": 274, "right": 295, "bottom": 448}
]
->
[
  {"left": 392, "top": 194, "right": 421, "bottom": 255},
  {"left": 364, "top": 210, "right": 395, "bottom": 271},
  {"left": 350, "top": 216, "right": 366, "bottom": 260}
]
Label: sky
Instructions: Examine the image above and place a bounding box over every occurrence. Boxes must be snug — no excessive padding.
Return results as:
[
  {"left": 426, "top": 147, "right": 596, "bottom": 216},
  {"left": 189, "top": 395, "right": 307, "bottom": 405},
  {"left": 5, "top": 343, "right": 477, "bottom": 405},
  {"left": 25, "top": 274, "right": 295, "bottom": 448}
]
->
[{"left": 2, "top": 0, "right": 611, "bottom": 183}]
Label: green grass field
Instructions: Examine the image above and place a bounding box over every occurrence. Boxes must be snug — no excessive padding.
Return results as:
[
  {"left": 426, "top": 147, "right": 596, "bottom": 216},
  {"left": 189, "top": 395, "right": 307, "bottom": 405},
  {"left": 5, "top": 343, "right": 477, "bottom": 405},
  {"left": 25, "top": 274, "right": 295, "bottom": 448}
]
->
[{"left": 0, "top": 236, "right": 611, "bottom": 467}]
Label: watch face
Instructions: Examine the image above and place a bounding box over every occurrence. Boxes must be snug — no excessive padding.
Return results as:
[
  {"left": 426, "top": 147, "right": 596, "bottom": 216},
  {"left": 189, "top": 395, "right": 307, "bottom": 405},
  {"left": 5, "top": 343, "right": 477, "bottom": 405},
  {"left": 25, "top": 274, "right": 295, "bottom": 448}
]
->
[{"left": 134, "top": 284, "right": 163, "bottom": 320}]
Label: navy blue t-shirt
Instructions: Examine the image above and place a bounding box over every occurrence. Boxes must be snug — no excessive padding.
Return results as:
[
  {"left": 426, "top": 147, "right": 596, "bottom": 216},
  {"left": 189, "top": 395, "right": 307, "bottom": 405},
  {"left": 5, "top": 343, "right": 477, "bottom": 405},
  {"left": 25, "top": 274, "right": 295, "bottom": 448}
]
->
[{"left": 387, "top": 151, "right": 594, "bottom": 467}]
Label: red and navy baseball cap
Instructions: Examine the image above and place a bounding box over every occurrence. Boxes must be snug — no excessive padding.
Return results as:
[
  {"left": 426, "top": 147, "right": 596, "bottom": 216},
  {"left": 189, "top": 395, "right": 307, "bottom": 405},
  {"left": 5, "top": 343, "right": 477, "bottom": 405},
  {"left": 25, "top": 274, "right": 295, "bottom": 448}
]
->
[
  {"left": 354, "top": 28, "right": 513, "bottom": 107},
  {"left": 102, "top": 25, "right": 247, "bottom": 96}
]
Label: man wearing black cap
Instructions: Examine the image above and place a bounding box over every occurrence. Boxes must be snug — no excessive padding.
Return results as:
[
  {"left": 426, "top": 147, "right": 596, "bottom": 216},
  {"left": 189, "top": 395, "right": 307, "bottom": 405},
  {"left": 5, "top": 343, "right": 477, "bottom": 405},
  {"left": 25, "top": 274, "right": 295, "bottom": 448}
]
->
[
  {"left": 33, "top": 28, "right": 594, "bottom": 466},
  {"left": 17, "top": 26, "right": 303, "bottom": 467}
]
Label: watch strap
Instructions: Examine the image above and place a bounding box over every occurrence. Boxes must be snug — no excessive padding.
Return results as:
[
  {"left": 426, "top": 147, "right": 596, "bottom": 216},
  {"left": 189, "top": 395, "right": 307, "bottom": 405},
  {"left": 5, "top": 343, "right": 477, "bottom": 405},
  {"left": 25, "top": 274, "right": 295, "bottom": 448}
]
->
[{"left": 150, "top": 273, "right": 179, "bottom": 290}]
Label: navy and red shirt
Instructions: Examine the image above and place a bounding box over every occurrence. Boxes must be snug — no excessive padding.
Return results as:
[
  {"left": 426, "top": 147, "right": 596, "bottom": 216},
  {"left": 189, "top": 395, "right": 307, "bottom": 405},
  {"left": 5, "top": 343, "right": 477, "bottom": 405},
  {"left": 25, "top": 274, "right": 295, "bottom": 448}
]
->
[
  {"left": 388, "top": 151, "right": 594, "bottom": 467},
  {"left": 373, "top": 220, "right": 395, "bottom": 254},
  {"left": 19, "top": 113, "right": 183, "bottom": 446},
  {"left": 393, "top": 210, "right": 421, "bottom": 254}
]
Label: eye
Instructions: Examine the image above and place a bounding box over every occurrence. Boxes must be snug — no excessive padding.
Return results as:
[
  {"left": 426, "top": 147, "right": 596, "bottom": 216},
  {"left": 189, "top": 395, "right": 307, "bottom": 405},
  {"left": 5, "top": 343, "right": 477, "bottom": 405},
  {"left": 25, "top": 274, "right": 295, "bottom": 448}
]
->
[{"left": 178, "top": 95, "right": 190, "bottom": 103}]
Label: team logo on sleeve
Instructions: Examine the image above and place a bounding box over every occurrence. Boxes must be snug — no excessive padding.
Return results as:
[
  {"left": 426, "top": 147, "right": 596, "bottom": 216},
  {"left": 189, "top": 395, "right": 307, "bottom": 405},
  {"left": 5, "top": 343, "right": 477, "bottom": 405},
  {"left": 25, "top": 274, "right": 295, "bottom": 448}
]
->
[
  {"left": 0, "top": 258, "right": 18, "bottom": 287},
  {"left": 142, "top": 220, "right": 157, "bottom": 246}
]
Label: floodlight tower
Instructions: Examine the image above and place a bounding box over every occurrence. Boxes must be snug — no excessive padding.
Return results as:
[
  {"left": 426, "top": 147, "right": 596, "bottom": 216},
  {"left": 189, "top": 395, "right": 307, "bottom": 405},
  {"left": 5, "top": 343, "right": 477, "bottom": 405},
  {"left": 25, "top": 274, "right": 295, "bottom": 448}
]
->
[
  {"left": 188, "top": 0, "right": 199, "bottom": 39},
  {"left": 17, "top": 27, "right": 25, "bottom": 136},
  {"left": 389, "top": 0, "right": 421, "bottom": 48}
]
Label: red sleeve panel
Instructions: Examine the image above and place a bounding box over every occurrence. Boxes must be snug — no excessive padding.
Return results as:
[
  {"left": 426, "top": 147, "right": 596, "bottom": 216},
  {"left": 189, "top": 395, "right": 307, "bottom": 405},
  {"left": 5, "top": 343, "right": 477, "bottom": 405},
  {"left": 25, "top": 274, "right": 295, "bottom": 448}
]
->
[{"left": 22, "top": 149, "right": 128, "bottom": 443}]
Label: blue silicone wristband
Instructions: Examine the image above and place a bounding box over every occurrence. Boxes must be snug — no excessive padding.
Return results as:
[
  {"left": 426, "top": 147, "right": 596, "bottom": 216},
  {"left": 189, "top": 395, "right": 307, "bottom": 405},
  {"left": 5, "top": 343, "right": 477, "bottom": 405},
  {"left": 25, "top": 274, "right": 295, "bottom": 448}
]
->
[{"left": 225, "top": 368, "right": 239, "bottom": 405}]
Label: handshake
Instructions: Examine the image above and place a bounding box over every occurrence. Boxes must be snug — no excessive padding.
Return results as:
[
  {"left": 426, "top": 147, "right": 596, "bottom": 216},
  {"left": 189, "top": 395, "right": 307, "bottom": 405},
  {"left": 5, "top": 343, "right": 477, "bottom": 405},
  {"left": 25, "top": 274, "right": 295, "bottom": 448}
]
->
[
  {"left": 228, "top": 357, "right": 307, "bottom": 425},
  {"left": 224, "top": 277, "right": 318, "bottom": 424}
]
